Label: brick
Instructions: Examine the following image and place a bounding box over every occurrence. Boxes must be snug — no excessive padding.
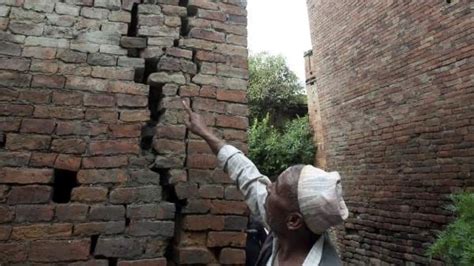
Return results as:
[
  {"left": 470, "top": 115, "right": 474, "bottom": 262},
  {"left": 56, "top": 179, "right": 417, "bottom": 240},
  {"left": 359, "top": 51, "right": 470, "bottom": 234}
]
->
[
  {"left": 216, "top": 89, "right": 247, "bottom": 103},
  {"left": 55, "top": 204, "right": 88, "bottom": 221},
  {"left": 120, "top": 110, "right": 150, "bottom": 122},
  {"left": 77, "top": 169, "right": 128, "bottom": 184},
  {"left": 31, "top": 74, "right": 66, "bottom": 89},
  {"left": 116, "top": 94, "right": 148, "bottom": 107},
  {"left": 216, "top": 115, "right": 248, "bottom": 129},
  {"left": 84, "top": 93, "right": 115, "bottom": 107},
  {"left": 0, "top": 103, "right": 33, "bottom": 117},
  {"left": 50, "top": 138, "right": 86, "bottom": 154},
  {"left": 128, "top": 220, "right": 174, "bottom": 237},
  {"left": 0, "top": 167, "right": 53, "bottom": 184},
  {"left": 109, "top": 185, "right": 162, "bottom": 204},
  {"left": 100, "top": 44, "right": 128, "bottom": 55},
  {"left": 66, "top": 76, "right": 108, "bottom": 92},
  {"left": 183, "top": 215, "right": 225, "bottom": 231},
  {"left": 162, "top": 5, "right": 187, "bottom": 16},
  {"left": 0, "top": 205, "right": 14, "bottom": 223},
  {"left": 15, "top": 205, "right": 54, "bottom": 222},
  {"left": 26, "top": 59, "right": 56, "bottom": 76},
  {"left": 219, "top": 248, "right": 246, "bottom": 264},
  {"left": 89, "top": 140, "right": 140, "bottom": 155},
  {"left": 211, "top": 200, "right": 248, "bottom": 215},
  {"left": 207, "top": 231, "right": 246, "bottom": 247},
  {"left": 0, "top": 225, "right": 11, "bottom": 240},
  {"left": 153, "top": 139, "right": 185, "bottom": 154},
  {"left": 181, "top": 199, "right": 211, "bottom": 214},
  {"left": 175, "top": 247, "right": 213, "bottom": 264},
  {"left": 30, "top": 240, "right": 90, "bottom": 262},
  {"left": 120, "top": 36, "right": 147, "bottom": 48},
  {"left": 127, "top": 202, "right": 175, "bottom": 220},
  {"left": 109, "top": 10, "right": 131, "bottom": 22},
  {"left": 8, "top": 185, "right": 52, "bottom": 204},
  {"left": 0, "top": 41, "right": 21, "bottom": 56},
  {"left": 108, "top": 81, "right": 149, "bottom": 95},
  {"left": 9, "top": 21, "right": 44, "bottom": 36},
  {"left": 117, "top": 56, "right": 145, "bottom": 67},
  {"left": 189, "top": 28, "right": 225, "bottom": 43},
  {"left": 29, "top": 152, "right": 57, "bottom": 167},
  {"left": 195, "top": 50, "right": 226, "bottom": 63},
  {"left": 87, "top": 53, "right": 117, "bottom": 66},
  {"left": 197, "top": 9, "right": 225, "bottom": 21},
  {"left": 85, "top": 108, "right": 118, "bottom": 122},
  {"left": 54, "top": 154, "right": 82, "bottom": 171},
  {"left": 56, "top": 121, "right": 108, "bottom": 136},
  {"left": 148, "top": 72, "right": 187, "bottom": 86},
  {"left": 91, "top": 66, "right": 135, "bottom": 80},
  {"left": 19, "top": 119, "right": 54, "bottom": 134},
  {"left": 52, "top": 91, "right": 83, "bottom": 106},
  {"left": 0, "top": 242, "right": 27, "bottom": 263},
  {"left": 57, "top": 49, "right": 87, "bottom": 63},
  {"left": 0, "top": 71, "right": 32, "bottom": 87},
  {"left": 224, "top": 215, "right": 248, "bottom": 231},
  {"left": 34, "top": 106, "right": 85, "bottom": 120},
  {"left": 72, "top": 186, "right": 108, "bottom": 203},
  {"left": 110, "top": 124, "right": 142, "bottom": 138},
  {"left": 82, "top": 155, "right": 129, "bottom": 168},
  {"left": 186, "top": 154, "right": 217, "bottom": 169},
  {"left": 55, "top": 2, "right": 81, "bottom": 16},
  {"left": 81, "top": 7, "right": 110, "bottom": 19},
  {"left": 0, "top": 152, "right": 30, "bottom": 168},
  {"left": 22, "top": 46, "right": 57, "bottom": 59},
  {"left": 199, "top": 184, "right": 224, "bottom": 199},
  {"left": 0, "top": 57, "right": 30, "bottom": 71},
  {"left": 118, "top": 258, "right": 167, "bottom": 266},
  {"left": 73, "top": 221, "right": 125, "bottom": 236},
  {"left": 224, "top": 185, "right": 244, "bottom": 200},
  {"left": 95, "top": 0, "right": 121, "bottom": 10},
  {"left": 95, "top": 237, "right": 143, "bottom": 258},
  {"left": 19, "top": 89, "right": 51, "bottom": 103},
  {"left": 11, "top": 224, "right": 72, "bottom": 240},
  {"left": 89, "top": 205, "right": 125, "bottom": 221}
]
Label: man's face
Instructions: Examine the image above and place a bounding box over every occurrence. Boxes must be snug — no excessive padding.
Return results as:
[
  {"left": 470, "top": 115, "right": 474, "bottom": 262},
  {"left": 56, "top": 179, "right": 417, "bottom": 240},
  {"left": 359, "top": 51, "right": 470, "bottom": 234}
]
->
[{"left": 264, "top": 168, "right": 296, "bottom": 233}]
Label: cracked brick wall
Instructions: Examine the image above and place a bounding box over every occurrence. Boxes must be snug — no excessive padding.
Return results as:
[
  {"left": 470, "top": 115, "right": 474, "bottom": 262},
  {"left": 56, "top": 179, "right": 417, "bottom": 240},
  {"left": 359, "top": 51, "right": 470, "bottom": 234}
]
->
[
  {"left": 0, "top": 0, "right": 249, "bottom": 265},
  {"left": 305, "top": 0, "right": 473, "bottom": 264}
]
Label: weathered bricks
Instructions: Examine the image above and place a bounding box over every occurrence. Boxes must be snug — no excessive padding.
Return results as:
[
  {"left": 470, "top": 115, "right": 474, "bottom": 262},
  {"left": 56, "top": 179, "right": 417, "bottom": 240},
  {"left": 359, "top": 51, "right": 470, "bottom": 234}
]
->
[
  {"left": 306, "top": 0, "right": 473, "bottom": 265},
  {"left": 0, "top": 0, "right": 249, "bottom": 264}
]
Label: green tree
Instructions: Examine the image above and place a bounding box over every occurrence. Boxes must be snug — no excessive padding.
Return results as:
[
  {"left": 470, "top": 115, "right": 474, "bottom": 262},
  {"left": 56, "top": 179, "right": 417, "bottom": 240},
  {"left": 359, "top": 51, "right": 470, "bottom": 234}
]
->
[
  {"left": 248, "top": 52, "right": 305, "bottom": 121},
  {"left": 248, "top": 115, "right": 316, "bottom": 179},
  {"left": 427, "top": 193, "right": 474, "bottom": 265}
]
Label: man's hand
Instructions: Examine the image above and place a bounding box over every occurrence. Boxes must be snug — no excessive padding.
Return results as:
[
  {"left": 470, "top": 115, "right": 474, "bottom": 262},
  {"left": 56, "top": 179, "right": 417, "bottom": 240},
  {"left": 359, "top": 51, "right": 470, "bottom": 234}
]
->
[
  {"left": 182, "top": 100, "right": 211, "bottom": 138},
  {"left": 182, "top": 100, "right": 225, "bottom": 154}
]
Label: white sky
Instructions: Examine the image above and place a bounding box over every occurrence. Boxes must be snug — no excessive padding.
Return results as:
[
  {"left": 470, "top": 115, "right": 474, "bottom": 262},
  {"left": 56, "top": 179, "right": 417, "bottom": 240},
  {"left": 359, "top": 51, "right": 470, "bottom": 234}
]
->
[{"left": 247, "top": 0, "right": 312, "bottom": 85}]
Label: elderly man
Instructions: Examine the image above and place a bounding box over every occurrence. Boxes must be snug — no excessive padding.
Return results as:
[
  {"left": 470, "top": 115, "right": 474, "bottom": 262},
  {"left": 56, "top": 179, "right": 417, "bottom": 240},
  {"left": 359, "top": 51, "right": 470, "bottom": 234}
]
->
[{"left": 182, "top": 101, "right": 349, "bottom": 266}]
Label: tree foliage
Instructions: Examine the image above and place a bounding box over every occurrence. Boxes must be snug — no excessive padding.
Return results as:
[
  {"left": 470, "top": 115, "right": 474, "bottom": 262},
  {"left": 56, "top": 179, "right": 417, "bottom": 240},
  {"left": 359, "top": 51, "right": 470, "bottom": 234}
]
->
[
  {"left": 248, "top": 114, "right": 316, "bottom": 179},
  {"left": 427, "top": 193, "right": 474, "bottom": 265},
  {"left": 248, "top": 52, "right": 305, "bottom": 121}
]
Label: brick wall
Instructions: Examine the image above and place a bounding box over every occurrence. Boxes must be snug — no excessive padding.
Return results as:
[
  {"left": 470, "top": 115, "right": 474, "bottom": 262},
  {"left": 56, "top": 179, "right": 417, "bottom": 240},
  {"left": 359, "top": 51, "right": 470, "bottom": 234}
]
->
[
  {"left": 305, "top": 0, "right": 473, "bottom": 264},
  {"left": 0, "top": 0, "right": 248, "bottom": 264}
]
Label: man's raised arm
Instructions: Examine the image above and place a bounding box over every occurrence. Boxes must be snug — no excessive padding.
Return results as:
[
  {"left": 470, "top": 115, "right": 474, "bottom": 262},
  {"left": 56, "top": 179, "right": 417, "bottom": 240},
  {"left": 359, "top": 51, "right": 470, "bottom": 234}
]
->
[{"left": 181, "top": 100, "right": 270, "bottom": 227}]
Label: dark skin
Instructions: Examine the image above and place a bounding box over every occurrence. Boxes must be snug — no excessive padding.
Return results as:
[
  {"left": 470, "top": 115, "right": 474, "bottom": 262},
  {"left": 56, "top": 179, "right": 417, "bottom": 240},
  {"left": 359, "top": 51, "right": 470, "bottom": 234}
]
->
[{"left": 182, "top": 101, "right": 320, "bottom": 265}]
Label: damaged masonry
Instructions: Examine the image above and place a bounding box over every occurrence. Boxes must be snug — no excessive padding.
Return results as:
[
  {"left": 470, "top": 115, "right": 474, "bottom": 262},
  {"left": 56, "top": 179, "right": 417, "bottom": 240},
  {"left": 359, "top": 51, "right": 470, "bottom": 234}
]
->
[{"left": 0, "top": 0, "right": 249, "bottom": 264}]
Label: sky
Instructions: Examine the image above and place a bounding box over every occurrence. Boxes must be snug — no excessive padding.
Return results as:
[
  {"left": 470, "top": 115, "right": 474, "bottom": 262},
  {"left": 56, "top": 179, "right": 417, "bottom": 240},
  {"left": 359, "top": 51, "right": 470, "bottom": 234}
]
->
[{"left": 247, "top": 0, "right": 312, "bottom": 86}]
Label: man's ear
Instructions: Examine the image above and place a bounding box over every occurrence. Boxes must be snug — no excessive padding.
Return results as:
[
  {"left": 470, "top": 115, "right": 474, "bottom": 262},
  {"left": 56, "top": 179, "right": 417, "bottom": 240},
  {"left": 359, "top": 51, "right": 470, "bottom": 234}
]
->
[{"left": 287, "top": 212, "right": 304, "bottom": 230}]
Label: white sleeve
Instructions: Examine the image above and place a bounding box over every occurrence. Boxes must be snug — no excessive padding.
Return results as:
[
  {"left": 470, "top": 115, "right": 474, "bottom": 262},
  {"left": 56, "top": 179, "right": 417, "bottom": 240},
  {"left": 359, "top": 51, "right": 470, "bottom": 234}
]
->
[{"left": 217, "top": 145, "right": 270, "bottom": 227}]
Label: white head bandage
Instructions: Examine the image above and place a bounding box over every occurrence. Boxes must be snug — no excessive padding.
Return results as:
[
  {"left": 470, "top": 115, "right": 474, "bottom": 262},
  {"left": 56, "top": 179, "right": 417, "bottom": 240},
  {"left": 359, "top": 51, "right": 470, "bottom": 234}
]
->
[{"left": 297, "top": 165, "right": 349, "bottom": 234}]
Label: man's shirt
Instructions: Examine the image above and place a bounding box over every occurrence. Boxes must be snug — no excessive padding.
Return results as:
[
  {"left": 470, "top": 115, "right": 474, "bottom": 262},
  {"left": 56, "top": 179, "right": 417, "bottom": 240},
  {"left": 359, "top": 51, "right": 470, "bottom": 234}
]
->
[{"left": 217, "top": 145, "right": 325, "bottom": 266}]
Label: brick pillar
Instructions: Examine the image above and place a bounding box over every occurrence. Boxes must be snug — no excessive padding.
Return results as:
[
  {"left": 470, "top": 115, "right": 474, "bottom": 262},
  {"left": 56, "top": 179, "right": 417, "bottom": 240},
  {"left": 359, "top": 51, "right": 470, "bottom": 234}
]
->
[{"left": 0, "top": 0, "right": 249, "bottom": 265}]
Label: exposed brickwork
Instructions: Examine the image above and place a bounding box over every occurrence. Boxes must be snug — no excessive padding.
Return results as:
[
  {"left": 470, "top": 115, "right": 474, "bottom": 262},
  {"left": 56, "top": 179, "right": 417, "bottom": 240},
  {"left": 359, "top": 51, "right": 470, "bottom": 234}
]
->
[
  {"left": 0, "top": 0, "right": 248, "bottom": 264},
  {"left": 305, "top": 0, "right": 473, "bottom": 264}
]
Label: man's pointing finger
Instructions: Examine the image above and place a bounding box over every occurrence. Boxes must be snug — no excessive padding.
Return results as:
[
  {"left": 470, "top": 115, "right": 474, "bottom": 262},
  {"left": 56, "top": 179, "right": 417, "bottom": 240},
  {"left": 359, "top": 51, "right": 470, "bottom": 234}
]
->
[{"left": 182, "top": 100, "right": 192, "bottom": 115}]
